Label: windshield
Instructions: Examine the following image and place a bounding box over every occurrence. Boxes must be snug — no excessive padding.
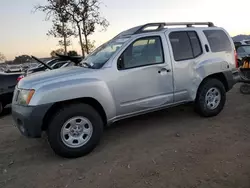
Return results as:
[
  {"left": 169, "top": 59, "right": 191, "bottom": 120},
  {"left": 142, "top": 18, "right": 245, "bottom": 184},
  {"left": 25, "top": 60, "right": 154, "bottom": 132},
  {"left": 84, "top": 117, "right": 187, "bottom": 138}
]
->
[
  {"left": 83, "top": 37, "right": 130, "bottom": 69},
  {"left": 237, "top": 46, "right": 250, "bottom": 54}
]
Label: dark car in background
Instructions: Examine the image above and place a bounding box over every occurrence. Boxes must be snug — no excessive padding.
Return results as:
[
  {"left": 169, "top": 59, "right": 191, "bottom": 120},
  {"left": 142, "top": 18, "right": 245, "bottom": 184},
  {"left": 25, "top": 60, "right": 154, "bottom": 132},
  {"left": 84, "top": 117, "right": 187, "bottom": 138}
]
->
[
  {"left": 235, "top": 44, "right": 250, "bottom": 67},
  {"left": 0, "top": 72, "right": 21, "bottom": 114}
]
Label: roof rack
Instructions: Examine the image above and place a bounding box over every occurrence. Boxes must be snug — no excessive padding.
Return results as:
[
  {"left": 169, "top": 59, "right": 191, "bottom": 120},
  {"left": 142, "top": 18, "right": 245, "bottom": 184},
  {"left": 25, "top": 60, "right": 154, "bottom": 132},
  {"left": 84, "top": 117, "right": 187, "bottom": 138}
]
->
[{"left": 134, "top": 22, "right": 215, "bottom": 34}]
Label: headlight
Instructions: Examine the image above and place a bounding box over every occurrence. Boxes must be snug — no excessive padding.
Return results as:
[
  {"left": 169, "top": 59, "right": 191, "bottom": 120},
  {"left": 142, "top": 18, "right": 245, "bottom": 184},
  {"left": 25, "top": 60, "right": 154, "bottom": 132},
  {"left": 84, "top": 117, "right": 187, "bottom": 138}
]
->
[{"left": 17, "top": 89, "right": 35, "bottom": 105}]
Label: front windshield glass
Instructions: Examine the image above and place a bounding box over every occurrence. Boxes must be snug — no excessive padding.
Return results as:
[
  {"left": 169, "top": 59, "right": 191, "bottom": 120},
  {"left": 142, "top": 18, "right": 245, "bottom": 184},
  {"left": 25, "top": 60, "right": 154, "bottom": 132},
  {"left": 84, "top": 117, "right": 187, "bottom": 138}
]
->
[{"left": 83, "top": 37, "right": 130, "bottom": 69}]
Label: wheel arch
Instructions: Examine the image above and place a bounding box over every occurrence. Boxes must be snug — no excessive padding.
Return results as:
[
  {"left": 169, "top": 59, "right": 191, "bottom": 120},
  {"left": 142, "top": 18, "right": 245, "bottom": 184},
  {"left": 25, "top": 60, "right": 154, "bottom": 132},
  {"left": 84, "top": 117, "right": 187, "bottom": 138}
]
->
[
  {"left": 200, "top": 72, "right": 229, "bottom": 91},
  {"left": 42, "top": 97, "right": 107, "bottom": 131}
]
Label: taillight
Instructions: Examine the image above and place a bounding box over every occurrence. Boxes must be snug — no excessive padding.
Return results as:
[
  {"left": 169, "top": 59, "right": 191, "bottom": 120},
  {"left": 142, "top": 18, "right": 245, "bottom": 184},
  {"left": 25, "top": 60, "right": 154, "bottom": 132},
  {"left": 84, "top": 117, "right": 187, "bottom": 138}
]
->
[
  {"left": 17, "top": 75, "right": 24, "bottom": 82},
  {"left": 234, "top": 50, "right": 238, "bottom": 68}
]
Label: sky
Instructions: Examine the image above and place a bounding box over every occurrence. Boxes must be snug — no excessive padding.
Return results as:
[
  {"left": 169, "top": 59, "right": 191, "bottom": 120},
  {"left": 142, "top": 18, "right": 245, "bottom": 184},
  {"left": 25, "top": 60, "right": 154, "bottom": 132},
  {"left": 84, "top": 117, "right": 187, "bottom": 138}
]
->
[{"left": 1, "top": 0, "right": 250, "bottom": 60}]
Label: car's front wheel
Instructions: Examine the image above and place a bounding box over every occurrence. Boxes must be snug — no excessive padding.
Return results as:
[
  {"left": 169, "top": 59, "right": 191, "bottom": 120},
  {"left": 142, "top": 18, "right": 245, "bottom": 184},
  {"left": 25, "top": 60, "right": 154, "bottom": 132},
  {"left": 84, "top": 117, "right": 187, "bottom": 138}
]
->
[
  {"left": 195, "top": 78, "right": 226, "bottom": 117},
  {"left": 47, "top": 103, "right": 103, "bottom": 158}
]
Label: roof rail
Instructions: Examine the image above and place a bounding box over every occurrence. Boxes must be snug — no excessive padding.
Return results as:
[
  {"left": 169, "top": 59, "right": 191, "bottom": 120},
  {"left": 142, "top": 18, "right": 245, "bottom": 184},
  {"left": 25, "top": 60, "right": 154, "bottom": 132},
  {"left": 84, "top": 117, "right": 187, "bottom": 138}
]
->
[
  {"left": 134, "top": 22, "right": 215, "bottom": 34},
  {"left": 134, "top": 23, "right": 166, "bottom": 34},
  {"left": 165, "top": 22, "right": 214, "bottom": 27}
]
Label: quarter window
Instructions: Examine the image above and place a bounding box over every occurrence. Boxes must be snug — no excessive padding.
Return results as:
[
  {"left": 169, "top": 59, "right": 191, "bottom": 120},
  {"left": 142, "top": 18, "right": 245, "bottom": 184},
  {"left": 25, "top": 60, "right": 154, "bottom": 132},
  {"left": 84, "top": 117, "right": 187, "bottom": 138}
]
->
[
  {"left": 203, "top": 30, "right": 232, "bottom": 52},
  {"left": 169, "top": 31, "right": 202, "bottom": 61},
  {"left": 118, "top": 36, "right": 164, "bottom": 70}
]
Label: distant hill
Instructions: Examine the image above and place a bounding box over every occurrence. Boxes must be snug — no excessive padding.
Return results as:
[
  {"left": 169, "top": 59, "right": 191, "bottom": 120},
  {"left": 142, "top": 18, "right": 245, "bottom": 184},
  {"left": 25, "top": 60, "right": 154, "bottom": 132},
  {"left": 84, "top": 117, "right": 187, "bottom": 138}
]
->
[{"left": 232, "top": 34, "right": 250, "bottom": 42}]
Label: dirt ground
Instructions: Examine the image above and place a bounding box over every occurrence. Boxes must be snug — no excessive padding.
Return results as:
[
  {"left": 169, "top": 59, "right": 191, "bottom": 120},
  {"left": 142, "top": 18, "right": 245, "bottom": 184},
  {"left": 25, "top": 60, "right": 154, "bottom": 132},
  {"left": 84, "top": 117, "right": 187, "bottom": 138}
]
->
[{"left": 0, "top": 84, "right": 250, "bottom": 188}]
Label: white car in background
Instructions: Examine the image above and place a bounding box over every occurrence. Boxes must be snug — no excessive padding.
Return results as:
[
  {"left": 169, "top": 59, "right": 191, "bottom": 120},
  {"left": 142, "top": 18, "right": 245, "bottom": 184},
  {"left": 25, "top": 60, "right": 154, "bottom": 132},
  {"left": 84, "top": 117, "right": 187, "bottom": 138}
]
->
[{"left": 5, "top": 65, "right": 22, "bottom": 73}]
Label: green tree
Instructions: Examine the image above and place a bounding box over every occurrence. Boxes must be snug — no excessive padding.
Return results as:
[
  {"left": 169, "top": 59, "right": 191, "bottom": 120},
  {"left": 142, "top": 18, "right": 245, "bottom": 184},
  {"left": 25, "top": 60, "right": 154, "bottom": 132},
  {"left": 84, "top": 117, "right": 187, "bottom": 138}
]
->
[
  {"left": 50, "top": 48, "right": 65, "bottom": 57},
  {"left": 67, "top": 50, "right": 78, "bottom": 56},
  {"left": 13, "top": 55, "right": 32, "bottom": 64}
]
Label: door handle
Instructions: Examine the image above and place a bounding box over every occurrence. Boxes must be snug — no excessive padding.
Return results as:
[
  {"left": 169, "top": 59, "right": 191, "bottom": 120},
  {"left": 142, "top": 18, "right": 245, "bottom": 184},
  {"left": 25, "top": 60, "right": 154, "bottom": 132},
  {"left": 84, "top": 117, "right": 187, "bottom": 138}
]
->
[{"left": 158, "top": 68, "right": 171, "bottom": 74}]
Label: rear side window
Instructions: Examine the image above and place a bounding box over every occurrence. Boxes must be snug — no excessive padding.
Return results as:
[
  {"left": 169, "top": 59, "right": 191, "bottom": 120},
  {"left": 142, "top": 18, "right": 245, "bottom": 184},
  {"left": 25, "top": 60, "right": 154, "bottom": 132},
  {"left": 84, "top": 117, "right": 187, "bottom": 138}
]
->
[
  {"left": 203, "top": 30, "right": 232, "bottom": 52},
  {"left": 169, "top": 31, "right": 202, "bottom": 61}
]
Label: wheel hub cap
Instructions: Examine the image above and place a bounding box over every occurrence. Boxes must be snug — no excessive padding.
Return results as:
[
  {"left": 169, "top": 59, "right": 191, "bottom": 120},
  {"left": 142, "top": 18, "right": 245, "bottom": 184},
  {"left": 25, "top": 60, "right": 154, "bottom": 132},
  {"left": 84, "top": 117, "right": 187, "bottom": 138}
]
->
[
  {"left": 205, "top": 87, "right": 221, "bottom": 110},
  {"left": 60, "top": 116, "right": 93, "bottom": 148}
]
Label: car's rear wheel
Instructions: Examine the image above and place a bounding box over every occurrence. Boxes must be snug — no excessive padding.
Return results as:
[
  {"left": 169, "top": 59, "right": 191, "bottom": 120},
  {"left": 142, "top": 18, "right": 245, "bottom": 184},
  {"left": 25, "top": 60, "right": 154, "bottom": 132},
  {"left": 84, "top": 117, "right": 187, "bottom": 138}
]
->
[
  {"left": 240, "top": 83, "right": 250, "bottom": 94},
  {"left": 195, "top": 78, "right": 226, "bottom": 117},
  {"left": 47, "top": 103, "right": 103, "bottom": 158}
]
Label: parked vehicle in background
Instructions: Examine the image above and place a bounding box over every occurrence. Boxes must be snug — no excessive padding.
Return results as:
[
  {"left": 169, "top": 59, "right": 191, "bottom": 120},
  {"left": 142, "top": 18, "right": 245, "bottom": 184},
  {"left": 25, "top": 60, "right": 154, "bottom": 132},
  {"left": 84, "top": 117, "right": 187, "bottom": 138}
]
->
[
  {"left": 235, "top": 45, "right": 250, "bottom": 67},
  {"left": 23, "top": 54, "right": 83, "bottom": 76},
  {"left": 234, "top": 40, "right": 250, "bottom": 46},
  {"left": 0, "top": 72, "right": 21, "bottom": 114},
  {"left": 5, "top": 65, "right": 22, "bottom": 73},
  {"left": 12, "top": 22, "right": 240, "bottom": 158},
  {"left": 46, "top": 61, "right": 75, "bottom": 71}
]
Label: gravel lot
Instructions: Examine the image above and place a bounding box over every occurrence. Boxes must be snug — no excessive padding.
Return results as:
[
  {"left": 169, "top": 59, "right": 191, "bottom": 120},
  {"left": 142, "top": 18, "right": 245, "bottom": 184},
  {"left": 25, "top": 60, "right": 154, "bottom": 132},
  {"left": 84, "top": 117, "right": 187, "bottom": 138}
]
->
[{"left": 0, "top": 84, "right": 250, "bottom": 188}]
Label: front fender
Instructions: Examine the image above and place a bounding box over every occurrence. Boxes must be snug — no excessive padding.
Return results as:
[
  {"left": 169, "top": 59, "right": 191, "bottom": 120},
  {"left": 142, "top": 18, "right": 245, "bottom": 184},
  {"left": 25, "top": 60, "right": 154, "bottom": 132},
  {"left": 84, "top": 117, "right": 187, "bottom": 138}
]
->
[{"left": 29, "top": 78, "right": 116, "bottom": 120}]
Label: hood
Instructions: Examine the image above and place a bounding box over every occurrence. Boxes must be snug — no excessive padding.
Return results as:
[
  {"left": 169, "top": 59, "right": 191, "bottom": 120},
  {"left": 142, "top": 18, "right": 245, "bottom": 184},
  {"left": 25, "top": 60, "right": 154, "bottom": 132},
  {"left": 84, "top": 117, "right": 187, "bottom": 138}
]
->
[{"left": 18, "top": 66, "right": 97, "bottom": 89}]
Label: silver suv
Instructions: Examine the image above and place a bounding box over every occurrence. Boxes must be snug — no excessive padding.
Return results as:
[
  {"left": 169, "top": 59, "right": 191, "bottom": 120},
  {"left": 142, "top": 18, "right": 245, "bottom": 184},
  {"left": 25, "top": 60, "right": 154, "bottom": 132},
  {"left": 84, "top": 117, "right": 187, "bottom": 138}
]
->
[{"left": 12, "top": 22, "right": 240, "bottom": 158}]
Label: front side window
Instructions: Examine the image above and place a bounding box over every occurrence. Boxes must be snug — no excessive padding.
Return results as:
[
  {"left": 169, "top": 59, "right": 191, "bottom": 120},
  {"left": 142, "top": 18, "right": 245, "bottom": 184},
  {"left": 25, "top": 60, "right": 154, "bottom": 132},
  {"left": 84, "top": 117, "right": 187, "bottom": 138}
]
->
[
  {"left": 118, "top": 36, "right": 164, "bottom": 70},
  {"left": 203, "top": 30, "right": 232, "bottom": 52}
]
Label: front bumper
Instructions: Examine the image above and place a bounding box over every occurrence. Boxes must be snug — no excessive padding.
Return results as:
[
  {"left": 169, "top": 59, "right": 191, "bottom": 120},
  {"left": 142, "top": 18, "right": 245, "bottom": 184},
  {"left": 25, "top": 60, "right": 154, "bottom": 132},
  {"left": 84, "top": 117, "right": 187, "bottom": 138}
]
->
[{"left": 12, "top": 103, "right": 52, "bottom": 138}]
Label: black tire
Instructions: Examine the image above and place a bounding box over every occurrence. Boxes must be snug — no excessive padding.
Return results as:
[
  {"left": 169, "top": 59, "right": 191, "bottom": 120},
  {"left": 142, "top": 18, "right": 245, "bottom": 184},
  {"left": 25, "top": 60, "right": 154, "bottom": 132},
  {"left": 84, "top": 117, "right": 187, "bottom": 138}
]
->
[
  {"left": 240, "top": 84, "right": 250, "bottom": 94},
  {"left": 47, "top": 103, "right": 103, "bottom": 158},
  {"left": 195, "top": 78, "right": 226, "bottom": 117}
]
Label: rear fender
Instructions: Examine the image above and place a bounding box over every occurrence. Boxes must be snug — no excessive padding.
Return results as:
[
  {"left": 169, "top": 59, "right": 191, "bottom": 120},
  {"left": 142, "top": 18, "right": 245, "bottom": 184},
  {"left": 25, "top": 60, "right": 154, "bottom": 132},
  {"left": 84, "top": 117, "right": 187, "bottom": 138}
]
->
[{"left": 190, "top": 58, "right": 230, "bottom": 100}]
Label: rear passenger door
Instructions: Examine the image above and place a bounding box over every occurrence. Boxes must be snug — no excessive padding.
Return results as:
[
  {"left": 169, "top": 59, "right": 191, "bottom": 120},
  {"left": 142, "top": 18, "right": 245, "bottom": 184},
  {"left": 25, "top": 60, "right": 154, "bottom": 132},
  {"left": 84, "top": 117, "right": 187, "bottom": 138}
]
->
[{"left": 166, "top": 30, "right": 204, "bottom": 102}]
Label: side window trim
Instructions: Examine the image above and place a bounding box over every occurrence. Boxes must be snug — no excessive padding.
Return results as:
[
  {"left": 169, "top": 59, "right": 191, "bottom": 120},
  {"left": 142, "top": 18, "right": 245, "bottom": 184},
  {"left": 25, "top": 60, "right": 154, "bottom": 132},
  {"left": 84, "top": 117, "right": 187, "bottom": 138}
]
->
[
  {"left": 117, "top": 35, "right": 165, "bottom": 71},
  {"left": 169, "top": 30, "right": 203, "bottom": 62},
  {"left": 187, "top": 31, "right": 203, "bottom": 58}
]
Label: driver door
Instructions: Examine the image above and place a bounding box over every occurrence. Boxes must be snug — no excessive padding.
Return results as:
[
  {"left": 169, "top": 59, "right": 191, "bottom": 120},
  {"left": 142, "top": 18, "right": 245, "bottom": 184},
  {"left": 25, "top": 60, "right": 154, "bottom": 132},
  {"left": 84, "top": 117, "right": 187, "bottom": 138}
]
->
[{"left": 113, "top": 35, "right": 174, "bottom": 116}]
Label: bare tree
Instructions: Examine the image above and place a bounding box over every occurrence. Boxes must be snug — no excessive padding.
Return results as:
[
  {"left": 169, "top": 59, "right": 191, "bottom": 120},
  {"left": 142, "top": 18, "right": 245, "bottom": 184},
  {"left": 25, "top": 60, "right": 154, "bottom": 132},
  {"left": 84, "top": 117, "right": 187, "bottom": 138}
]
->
[
  {"left": 80, "top": 0, "right": 109, "bottom": 54},
  {"left": 62, "top": 0, "right": 109, "bottom": 56},
  {"left": 83, "top": 39, "right": 95, "bottom": 54},
  {"left": 0, "top": 52, "right": 6, "bottom": 63},
  {"left": 47, "top": 15, "right": 74, "bottom": 52},
  {"left": 34, "top": 0, "right": 73, "bottom": 54},
  {"left": 34, "top": 0, "right": 109, "bottom": 58}
]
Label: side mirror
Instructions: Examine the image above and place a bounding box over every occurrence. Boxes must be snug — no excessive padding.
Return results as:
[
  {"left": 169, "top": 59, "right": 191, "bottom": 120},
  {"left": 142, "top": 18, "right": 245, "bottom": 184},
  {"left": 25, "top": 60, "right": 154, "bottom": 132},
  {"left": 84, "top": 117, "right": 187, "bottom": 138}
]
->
[{"left": 117, "top": 56, "right": 124, "bottom": 70}]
